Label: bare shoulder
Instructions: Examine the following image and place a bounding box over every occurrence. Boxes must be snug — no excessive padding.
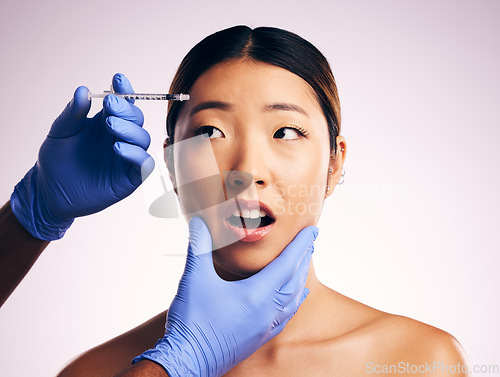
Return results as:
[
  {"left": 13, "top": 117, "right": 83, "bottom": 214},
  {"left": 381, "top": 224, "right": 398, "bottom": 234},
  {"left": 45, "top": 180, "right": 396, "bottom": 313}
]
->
[
  {"left": 330, "top": 291, "right": 466, "bottom": 360},
  {"left": 57, "top": 310, "right": 167, "bottom": 377},
  {"left": 365, "top": 313, "right": 469, "bottom": 375},
  {"left": 319, "top": 291, "right": 469, "bottom": 376}
]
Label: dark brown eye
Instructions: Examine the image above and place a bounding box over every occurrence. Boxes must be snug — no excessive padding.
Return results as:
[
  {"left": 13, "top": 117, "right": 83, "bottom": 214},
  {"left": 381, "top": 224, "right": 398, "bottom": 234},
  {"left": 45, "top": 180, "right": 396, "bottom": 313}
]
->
[
  {"left": 274, "top": 126, "right": 306, "bottom": 140},
  {"left": 195, "top": 125, "right": 224, "bottom": 139}
]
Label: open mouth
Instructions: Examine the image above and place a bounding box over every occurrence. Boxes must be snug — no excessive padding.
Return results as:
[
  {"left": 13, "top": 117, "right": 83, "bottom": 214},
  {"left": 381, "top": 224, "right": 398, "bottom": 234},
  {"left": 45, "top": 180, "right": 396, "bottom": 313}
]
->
[
  {"left": 225, "top": 211, "right": 275, "bottom": 229},
  {"left": 222, "top": 200, "right": 277, "bottom": 242}
]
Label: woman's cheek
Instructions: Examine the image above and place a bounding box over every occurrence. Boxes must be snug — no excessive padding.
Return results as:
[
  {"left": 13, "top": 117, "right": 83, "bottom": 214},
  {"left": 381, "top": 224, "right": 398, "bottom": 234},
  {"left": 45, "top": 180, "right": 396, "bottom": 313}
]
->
[
  {"left": 278, "top": 194, "right": 324, "bottom": 223},
  {"left": 174, "top": 136, "right": 224, "bottom": 214}
]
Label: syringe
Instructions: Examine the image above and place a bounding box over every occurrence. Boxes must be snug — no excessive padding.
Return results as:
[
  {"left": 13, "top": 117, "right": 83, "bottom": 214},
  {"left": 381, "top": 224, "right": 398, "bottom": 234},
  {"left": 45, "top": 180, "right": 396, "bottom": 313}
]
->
[{"left": 88, "top": 87, "right": 189, "bottom": 101}]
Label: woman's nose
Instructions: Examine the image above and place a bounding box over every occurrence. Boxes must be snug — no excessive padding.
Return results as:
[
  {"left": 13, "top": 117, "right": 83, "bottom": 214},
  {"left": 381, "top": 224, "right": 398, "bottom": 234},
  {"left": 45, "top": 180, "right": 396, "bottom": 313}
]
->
[{"left": 225, "top": 146, "right": 268, "bottom": 193}]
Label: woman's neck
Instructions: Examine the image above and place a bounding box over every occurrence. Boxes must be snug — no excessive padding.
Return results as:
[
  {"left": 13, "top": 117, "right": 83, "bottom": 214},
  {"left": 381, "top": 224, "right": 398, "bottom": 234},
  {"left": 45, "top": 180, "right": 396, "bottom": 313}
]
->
[{"left": 261, "top": 260, "right": 334, "bottom": 348}]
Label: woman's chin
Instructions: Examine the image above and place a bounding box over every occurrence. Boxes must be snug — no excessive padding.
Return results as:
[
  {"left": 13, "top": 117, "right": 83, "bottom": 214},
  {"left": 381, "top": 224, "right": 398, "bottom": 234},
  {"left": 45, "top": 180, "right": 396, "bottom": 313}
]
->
[{"left": 212, "top": 252, "right": 274, "bottom": 281}]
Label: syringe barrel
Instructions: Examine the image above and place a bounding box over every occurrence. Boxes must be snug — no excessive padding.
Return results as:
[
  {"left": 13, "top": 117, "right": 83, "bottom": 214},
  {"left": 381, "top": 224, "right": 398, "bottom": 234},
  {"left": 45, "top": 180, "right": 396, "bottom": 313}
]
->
[{"left": 88, "top": 92, "right": 189, "bottom": 101}]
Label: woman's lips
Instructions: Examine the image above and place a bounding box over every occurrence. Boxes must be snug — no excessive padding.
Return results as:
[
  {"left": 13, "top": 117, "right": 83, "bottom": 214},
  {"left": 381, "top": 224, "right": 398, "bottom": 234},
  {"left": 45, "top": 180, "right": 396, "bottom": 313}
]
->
[
  {"left": 223, "top": 218, "right": 275, "bottom": 242},
  {"left": 222, "top": 199, "right": 276, "bottom": 242}
]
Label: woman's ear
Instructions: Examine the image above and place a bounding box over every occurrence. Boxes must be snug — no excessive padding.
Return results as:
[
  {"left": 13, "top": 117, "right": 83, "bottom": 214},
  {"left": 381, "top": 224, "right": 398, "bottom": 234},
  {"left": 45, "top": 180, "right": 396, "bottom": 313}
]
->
[
  {"left": 325, "top": 136, "right": 346, "bottom": 199},
  {"left": 164, "top": 137, "right": 178, "bottom": 196}
]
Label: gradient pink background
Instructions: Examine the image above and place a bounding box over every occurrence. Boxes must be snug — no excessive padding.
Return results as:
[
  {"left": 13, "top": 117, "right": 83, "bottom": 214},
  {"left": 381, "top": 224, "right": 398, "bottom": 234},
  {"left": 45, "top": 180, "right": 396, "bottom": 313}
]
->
[{"left": 1, "top": 0, "right": 499, "bottom": 375}]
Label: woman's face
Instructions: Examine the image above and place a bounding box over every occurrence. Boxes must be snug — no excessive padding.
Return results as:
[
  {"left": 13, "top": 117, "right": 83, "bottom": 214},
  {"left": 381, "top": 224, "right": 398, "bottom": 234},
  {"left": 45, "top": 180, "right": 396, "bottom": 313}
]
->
[{"left": 167, "top": 59, "right": 343, "bottom": 280}]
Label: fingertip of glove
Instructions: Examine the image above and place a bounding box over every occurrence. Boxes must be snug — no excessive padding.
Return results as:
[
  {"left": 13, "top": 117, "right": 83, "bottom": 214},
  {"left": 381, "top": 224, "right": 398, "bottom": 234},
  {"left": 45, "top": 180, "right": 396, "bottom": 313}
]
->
[
  {"left": 112, "top": 72, "right": 134, "bottom": 94},
  {"left": 299, "top": 225, "right": 319, "bottom": 242},
  {"left": 105, "top": 116, "right": 114, "bottom": 128},
  {"left": 112, "top": 73, "right": 124, "bottom": 91},
  {"left": 112, "top": 141, "right": 125, "bottom": 156},
  {"left": 72, "top": 86, "right": 91, "bottom": 114},
  {"left": 304, "top": 226, "right": 318, "bottom": 255},
  {"left": 187, "top": 216, "right": 213, "bottom": 255},
  {"left": 74, "top": 85, "right": 89, "bottom": 99},
  {"left": 140, "top": 155, "right": 155, "bottom": 179},
  {"left": 188, "top": 216, "right": 205, "bottom": 235},
  {"left": 103, "top": 93, "right": 118, "bottom": 108},
  {"left": 113, "top": 72, "right": 124, "bottom": 83}
]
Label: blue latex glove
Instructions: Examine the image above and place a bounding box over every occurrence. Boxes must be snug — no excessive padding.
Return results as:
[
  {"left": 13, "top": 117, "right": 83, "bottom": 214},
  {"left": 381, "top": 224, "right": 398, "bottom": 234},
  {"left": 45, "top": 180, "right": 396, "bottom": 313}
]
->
[
  {"left": 133, "top": 216, "right": 318, "bottom": 377},
  {"left": 10, "top": 73, "right": 154, "bottom": 240}
]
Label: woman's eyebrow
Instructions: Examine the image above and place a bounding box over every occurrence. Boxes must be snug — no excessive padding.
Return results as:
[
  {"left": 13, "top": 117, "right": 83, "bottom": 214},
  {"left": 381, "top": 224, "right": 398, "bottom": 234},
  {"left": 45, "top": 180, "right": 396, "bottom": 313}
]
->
[
  {"left": 264, "top": 103, "right": 309, "bottom": 117},
  {"left": 189, "top": 101, "right": 309, "bottom": 117},
  {"left": 190, "top": 101, "right": 233, "bottom": 116}
]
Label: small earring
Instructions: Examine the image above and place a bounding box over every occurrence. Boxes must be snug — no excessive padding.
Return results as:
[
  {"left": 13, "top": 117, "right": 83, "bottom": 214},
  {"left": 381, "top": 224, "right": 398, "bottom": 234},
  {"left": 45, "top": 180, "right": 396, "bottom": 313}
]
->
[
  {"left": 341, "top": 147, "right": 345, "bottom": 152},
  {"left": 329, "top": 168, "right": 333, "bottom": 174},
  {"left": 337, "top": 167, "right": 345, "bottom": 185},
  {"left": 326, "top": 186, "right": 330, "bottom": 192}
]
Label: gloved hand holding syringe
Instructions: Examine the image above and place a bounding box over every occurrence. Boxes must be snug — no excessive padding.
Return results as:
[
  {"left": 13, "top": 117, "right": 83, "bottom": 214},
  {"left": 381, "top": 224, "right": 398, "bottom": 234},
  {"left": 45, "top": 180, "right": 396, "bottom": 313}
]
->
[{"left": 10, "top": 73, "right": 189, "bottom": 241}]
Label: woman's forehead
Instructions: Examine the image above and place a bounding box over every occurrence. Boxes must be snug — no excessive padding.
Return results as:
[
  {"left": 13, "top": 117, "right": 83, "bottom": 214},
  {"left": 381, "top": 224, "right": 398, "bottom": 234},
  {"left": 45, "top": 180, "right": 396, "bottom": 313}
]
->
[{"left": 186, "top": 60, "right": 320, "bottom": 110}]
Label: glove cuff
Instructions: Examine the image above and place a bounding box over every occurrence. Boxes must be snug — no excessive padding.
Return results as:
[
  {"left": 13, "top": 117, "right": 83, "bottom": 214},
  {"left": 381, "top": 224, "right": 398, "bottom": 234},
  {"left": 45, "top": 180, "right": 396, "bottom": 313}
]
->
[
  {"left": 10, "top": 164, "right": 74, "bottom": 241},
  {"left": 132, "top": 336, "right": 201, "bottom": 377}
]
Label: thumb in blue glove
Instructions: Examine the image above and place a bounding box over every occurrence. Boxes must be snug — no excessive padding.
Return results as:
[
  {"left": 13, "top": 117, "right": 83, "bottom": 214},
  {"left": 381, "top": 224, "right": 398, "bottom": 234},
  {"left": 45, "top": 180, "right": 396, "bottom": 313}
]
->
[
  {"left": 10, "top": 73, "right": 155, "bottom": 240},
  {"left": 133, "top": 216, "right": 318, "bottom": 377}
]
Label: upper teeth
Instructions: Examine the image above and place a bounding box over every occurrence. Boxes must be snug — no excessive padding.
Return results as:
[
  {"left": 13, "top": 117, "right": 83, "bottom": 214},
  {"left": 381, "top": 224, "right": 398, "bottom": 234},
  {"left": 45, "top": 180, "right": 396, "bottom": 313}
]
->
[{"left": 232, "top": 209, "right": 267, "bottom": 218}]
